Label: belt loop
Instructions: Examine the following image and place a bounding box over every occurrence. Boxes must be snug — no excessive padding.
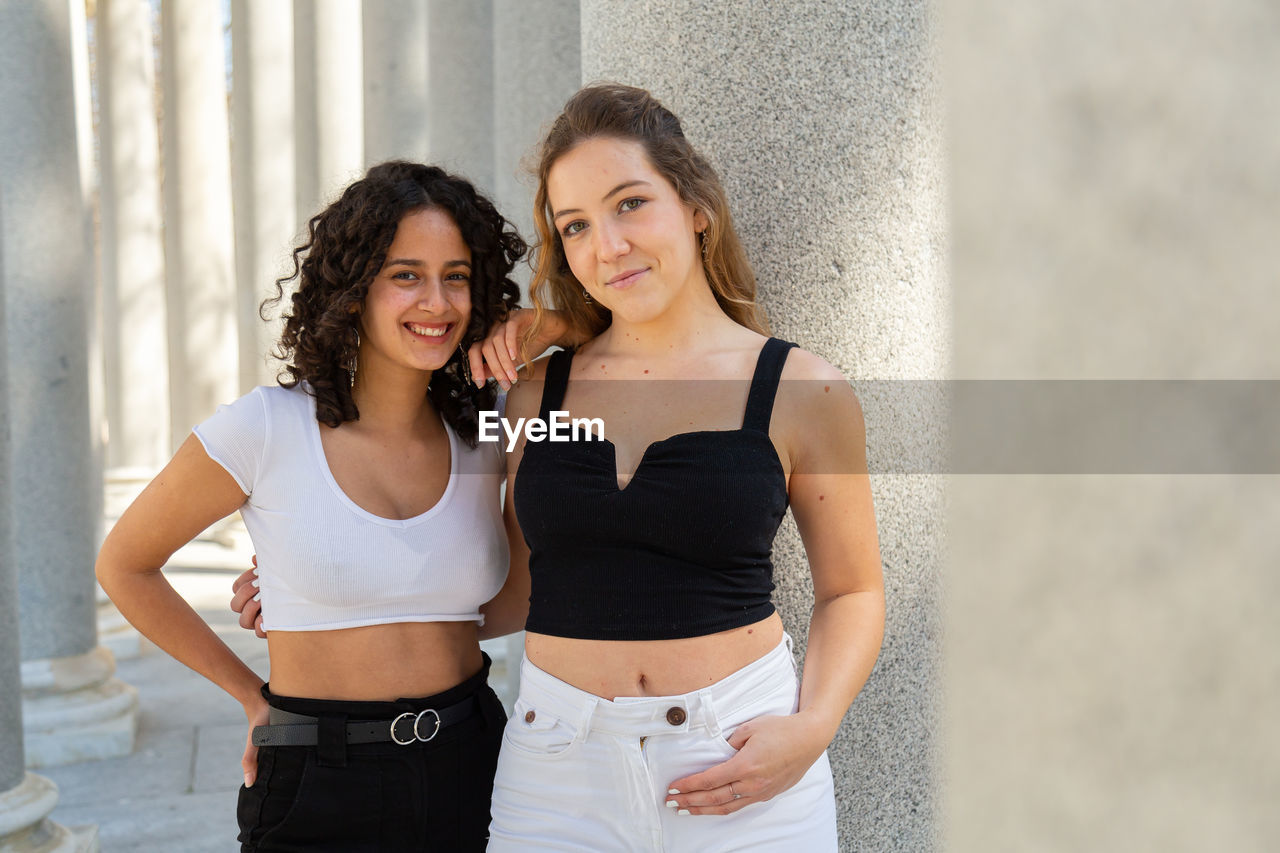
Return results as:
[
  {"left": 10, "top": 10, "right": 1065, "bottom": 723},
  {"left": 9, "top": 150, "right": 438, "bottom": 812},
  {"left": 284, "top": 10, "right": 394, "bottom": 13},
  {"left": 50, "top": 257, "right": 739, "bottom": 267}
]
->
[
  {"left": 316, "top": 713, "right": 348, "bottom": 767},
  {"left": 697, "top": 688, "right": 723, "bottom": 739},
  {"left": 574, "top": 697, "right": 599, "bottom": 745}
]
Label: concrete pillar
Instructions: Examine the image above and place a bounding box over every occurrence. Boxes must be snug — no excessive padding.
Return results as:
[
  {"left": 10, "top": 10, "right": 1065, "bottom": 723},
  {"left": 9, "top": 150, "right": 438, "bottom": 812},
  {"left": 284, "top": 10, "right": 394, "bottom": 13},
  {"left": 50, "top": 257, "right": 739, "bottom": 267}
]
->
[
  {"left": 581, "top": 3, "right": 946, "bottom": 849},
  {"left": 160, "top": 0, "right": 239, "bottom": 445},
  {"left": 294, "top": 0, "right": 364, "bottom": 226},
  {"left": 363, "top": 0, "right": 430, "bottom": 165},
  {"left": 99, "top": 0, "right": 171, "bottom": 472},
  {"left": 0, "top": 0, "right": 137, "bottom": 781},
  {"left": 0, "top": 166, "right": 97, "bottom": 852},
  {"left": 947, "top": 2, "right": 1280, "bottom": 851},
  {"left": 231, "top": 0, "right": 297, "bottom": 390},
  {"left": 427, "top": 0, "right": 495, "bottom": 193},
  {"left": 492, "top": 0, "right": 580, "bottom": 282}
]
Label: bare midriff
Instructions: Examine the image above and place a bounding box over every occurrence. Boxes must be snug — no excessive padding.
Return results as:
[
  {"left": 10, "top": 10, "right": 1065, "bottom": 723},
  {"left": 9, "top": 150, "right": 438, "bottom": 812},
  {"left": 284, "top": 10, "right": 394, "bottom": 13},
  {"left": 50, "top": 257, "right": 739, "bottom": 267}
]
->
[
  {"left": 266, "top": 620, "right": 482, "bottom": 701},
  {"left": 525, "top": 613, "right": 784, "bottom": 700}
]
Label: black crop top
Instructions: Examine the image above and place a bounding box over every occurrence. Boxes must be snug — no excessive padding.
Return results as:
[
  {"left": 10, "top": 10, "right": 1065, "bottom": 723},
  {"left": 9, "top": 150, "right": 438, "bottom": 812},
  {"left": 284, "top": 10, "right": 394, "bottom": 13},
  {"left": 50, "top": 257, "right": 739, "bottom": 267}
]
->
[{"left": 514, "top": 337, "right": 797, "bottom": 640}]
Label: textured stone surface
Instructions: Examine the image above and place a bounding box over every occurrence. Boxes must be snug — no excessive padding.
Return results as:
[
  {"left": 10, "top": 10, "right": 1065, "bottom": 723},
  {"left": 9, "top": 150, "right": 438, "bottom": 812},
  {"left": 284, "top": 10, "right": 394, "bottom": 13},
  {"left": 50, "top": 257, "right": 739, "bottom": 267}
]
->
[
  {"left": 581, "top": 2, "right": 947, "bottom": 849},
  {"left": 947, "top": 1, "right": 1280, "bottom": 850},
  {"left": 0, "top": 178, "right": 22, "bottom": 792},
  {"left": 1, "top": 0, "right": 99, "bottom": 664}
]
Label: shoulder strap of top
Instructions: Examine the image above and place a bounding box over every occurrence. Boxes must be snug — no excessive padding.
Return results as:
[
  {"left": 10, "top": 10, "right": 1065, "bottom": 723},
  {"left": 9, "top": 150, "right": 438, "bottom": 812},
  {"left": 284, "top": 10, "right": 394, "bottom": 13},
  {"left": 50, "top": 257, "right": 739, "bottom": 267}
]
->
[
  {"left": 537, "top": 348, "right": 574, "bottom": 421},
  {"left": 742, "top": 338, "right": 797, "bottom": 433}
]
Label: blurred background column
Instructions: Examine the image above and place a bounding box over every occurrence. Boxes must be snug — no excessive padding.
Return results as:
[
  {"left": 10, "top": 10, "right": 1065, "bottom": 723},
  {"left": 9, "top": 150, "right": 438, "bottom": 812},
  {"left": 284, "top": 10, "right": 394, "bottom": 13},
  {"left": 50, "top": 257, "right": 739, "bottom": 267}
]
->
[
  {"left": 580, "top": 2, "right": 947, "bottom": 848},
  {"left": 492, "top": 0, "right": 581, "bottom": 273},
  {"left": 363, "top": 0, "right": 430, "bottom": 165},
  {"left": 160, "top": 0, "right": 239, "bottom": 443},
  {"left": 96, "top": 0, "right": 169, "bottom": 663},
  {"left": 427, "top": 0, "right": 495, "bottom": 194},
  {"left": 1, "top": 0, "right": 138, "bottom": 775},
  {"left": 231, "top": 0, "right": 297, "bottom": 390},
  {"left": 294, "top": 0, "right": 364, "bottom": 226},
  {"left": 98, "top": 0, "right": 170, "bottom": 478}
]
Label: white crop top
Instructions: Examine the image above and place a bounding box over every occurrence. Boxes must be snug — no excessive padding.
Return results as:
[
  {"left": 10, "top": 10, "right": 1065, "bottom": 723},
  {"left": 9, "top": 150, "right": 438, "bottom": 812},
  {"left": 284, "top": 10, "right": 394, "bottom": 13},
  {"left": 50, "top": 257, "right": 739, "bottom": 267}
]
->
[{"left": 193, "top": 384, "right": 508, "bottom": 632}]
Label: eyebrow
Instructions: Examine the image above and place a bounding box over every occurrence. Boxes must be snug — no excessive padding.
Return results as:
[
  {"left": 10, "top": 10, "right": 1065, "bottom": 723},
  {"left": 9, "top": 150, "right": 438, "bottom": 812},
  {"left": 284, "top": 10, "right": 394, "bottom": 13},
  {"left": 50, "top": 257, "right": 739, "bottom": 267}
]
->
[
  {"left": 384, "top": 258, "right": 472, "bottom": 269},
  {"left": 552, "top": 180, "right": 652, "bottom": 221}
]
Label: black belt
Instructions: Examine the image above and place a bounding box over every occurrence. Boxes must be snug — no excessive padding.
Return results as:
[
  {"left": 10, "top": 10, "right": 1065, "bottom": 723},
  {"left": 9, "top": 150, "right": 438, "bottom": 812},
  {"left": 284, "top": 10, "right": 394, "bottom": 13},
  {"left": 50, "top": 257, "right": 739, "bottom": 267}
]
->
[{"left": 252, "top": 695, "right": 478, "bottom": 747}]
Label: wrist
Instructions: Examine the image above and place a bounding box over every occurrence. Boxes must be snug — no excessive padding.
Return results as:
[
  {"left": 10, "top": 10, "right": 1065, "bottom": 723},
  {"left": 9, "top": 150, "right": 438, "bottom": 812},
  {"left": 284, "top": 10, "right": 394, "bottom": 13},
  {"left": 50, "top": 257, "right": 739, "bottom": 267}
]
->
[{"left": 792, "top": 707, "right": 843, "bottom": 749}]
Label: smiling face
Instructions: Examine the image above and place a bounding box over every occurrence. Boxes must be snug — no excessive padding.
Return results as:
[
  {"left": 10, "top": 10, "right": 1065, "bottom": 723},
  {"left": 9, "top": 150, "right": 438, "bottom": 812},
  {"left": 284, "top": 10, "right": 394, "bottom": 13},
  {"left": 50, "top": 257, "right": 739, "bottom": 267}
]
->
[
  {"left": 548, "top": 137, "right": 707, "bottom": 326},
  {"left": 358, "top": 207, "right": 472, "bottom": 381}
]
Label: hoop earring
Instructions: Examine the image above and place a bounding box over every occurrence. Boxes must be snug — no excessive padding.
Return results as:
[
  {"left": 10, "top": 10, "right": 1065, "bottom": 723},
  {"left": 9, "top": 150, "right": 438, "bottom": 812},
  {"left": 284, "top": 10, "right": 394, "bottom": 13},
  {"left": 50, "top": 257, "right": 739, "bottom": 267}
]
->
[
  {"left": 457, "top": 343, "right": 474, "bottom": 388},
  {"left": 347, "top": 327, "right": 360, "bottom": 387}
]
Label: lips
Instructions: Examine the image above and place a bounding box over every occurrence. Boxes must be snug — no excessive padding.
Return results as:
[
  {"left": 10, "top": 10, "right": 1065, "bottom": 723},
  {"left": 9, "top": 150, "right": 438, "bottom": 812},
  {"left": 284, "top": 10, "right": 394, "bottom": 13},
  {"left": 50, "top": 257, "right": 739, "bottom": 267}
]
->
[{"left": 605, "top": 268, "right": 647, "bottom": 289}]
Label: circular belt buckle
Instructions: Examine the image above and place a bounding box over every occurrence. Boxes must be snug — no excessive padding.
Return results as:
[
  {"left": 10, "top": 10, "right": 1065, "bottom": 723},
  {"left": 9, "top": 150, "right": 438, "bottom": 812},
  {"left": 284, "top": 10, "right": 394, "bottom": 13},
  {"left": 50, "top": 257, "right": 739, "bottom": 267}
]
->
[
  {"left": 390, "top": 711, "right": 417, "bottom": 746},
  {"left": 414, "top": 708, "right": 442, "bottom": 743}
]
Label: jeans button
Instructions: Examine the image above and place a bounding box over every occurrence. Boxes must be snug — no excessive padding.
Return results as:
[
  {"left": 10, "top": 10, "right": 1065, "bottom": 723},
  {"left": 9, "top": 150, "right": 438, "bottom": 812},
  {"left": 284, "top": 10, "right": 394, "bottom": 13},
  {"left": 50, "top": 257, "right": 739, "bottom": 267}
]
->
[
  {"left": 524, "top": 710, "right": 536, "bottom": 724},
  {"left": 665, "top": 706, "right": 686, "bottom": 726}
]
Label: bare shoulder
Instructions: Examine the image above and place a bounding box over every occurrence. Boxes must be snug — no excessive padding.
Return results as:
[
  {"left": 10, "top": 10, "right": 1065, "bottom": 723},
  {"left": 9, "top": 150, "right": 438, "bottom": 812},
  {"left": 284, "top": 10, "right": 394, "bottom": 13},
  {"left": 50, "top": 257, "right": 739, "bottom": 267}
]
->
[
  {"left": 779, "top": 347, "right": 862, "bottom": 413},
  {"left": 773, "top": 346, "right": 865, "bottom": 457}
]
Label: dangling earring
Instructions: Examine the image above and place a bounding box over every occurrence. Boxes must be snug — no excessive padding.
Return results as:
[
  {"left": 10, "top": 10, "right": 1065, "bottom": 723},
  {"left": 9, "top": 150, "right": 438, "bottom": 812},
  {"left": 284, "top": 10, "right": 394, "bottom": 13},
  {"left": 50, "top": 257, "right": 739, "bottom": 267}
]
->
[
  {"left": 457, "top": 343, "right": 474, "bottom": 388},
  {"left": 582, "top": 288, "right": 594, "bottom": 305},
  {"left": 700, "top": 229, "right": 710, "bottom": 261},
  {"left": 347, "top": 327, "right": 360, "bottom": 387}
]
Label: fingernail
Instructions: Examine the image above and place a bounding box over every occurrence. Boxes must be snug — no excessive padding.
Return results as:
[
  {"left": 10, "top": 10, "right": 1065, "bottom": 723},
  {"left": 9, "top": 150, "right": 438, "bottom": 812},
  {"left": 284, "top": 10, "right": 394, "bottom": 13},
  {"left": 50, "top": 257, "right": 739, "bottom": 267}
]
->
[
  {"left": 668, "top": 788, "right": 680, "bottom": 795},
  {"left": 665, "top": 800, "right": 678, "bottom": 808},
  {"left": 507, "top": 370, "right": 518, "bottom": 383},
  {"left": 677, "top": 809, "right": 690, "bottom": 816},
  {"left": 244, "top": 774, "right": 252, "bottom": 787}
]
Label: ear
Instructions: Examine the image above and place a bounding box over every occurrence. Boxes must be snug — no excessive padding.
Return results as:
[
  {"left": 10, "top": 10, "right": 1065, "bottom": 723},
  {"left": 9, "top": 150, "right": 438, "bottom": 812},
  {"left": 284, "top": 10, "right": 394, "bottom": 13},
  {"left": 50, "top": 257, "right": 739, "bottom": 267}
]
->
[{"left": 693, "top": 209, "right": 709, "bottom": 233}]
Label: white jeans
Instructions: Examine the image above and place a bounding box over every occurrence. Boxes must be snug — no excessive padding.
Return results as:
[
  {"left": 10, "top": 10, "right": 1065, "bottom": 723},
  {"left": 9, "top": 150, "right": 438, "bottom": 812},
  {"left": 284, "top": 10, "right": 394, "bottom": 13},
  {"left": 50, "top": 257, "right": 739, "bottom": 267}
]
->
[{"left": 488, "top": 635, "right": 837, "bottom": 852}]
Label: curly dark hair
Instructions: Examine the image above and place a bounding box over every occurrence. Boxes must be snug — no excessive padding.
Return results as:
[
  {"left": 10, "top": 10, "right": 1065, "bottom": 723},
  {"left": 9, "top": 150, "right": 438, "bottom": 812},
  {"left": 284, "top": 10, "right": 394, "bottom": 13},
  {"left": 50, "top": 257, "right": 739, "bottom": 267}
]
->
[{"left": 263, "top": 161, "right": 525, "bottom": 445}]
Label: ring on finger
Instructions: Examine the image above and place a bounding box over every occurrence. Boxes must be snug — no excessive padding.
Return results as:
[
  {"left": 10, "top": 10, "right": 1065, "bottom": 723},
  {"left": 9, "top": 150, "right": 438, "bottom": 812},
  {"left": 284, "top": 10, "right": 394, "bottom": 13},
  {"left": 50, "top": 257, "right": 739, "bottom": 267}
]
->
[{"left": 729, "top": 782, "right": 741, "bottom": 800}]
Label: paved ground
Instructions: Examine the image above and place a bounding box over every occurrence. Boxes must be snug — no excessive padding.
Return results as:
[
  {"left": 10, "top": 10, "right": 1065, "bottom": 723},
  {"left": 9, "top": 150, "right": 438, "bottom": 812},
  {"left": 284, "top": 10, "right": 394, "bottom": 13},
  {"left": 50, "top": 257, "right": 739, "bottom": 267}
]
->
[{"left": 39, "top": 535, "right": 516, "bottom": 852}]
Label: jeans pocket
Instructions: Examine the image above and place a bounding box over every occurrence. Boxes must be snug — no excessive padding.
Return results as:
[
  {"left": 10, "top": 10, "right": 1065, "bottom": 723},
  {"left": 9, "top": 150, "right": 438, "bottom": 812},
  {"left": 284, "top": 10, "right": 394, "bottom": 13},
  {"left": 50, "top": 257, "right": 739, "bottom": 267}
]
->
[{"left": 499, "top": 698, "right": 582, "bottom": 760}]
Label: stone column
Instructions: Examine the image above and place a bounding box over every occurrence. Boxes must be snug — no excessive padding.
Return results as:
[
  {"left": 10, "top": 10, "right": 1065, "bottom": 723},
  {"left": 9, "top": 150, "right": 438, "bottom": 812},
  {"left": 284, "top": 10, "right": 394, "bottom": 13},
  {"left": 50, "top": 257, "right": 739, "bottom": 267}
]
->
[
  {"left": 99, "top": 0, "right": 171, "bottom": 471},
  {"left": 0, "top": 223, "right": 95, "bottom": 850},
  {"left": 581, "top": 3, "right": 946, "bottom": 849},
  {"left": 1, "top": 0, "right": 137, "bottom": 779},
  {"left": 427, "top": 0, "right": 495, "bottom": 193},
  {"left": 492, "top": 0, "right": 580, "bottom": 278},
  {"left": 160, "top": 0, "right": 239, "bottom": 445},
  {"left": 363, "top": 1, "right": 430, "bottom": 165},
  {"left": 946, "top": 3, "right": 1280, "bottom": 851},
  {"left": 294, "top": 0, "right": 364, "bottom": 225},
  {"left": 231, "top": 0, "right": 296, "bottom": 390}
]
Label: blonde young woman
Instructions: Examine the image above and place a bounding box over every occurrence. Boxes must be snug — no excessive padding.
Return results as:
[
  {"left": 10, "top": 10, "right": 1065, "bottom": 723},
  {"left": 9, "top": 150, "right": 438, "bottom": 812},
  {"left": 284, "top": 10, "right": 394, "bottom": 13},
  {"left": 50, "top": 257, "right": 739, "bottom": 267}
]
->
[{"left": 477, "top": 84, "right": 885, "bottom": 851}]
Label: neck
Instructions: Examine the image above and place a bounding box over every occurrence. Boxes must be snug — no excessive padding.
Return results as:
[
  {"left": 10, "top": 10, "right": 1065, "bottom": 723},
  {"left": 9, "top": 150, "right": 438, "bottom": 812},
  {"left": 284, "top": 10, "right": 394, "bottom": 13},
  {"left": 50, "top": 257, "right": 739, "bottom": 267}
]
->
[{"left": 350, "top": 359, "right": 435, "bottom": 434}]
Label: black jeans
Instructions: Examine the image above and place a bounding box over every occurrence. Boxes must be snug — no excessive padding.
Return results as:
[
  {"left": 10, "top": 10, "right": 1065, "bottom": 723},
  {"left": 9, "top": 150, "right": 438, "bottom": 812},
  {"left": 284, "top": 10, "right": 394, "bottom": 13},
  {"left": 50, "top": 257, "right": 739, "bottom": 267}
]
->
[{"left": 237, "top": 655, "right": 506, "bottom": 852}]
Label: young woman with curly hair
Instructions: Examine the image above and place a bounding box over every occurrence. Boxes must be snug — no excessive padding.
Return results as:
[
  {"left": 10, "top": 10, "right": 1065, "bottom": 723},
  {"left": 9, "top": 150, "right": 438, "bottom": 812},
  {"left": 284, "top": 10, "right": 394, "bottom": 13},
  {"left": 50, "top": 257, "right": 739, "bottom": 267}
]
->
[
  {"left": 96, "top": 161, "right": 525, "bottom": 851},
  {"left": 478, "top": 84, "right": 885, "bottom": 851}
]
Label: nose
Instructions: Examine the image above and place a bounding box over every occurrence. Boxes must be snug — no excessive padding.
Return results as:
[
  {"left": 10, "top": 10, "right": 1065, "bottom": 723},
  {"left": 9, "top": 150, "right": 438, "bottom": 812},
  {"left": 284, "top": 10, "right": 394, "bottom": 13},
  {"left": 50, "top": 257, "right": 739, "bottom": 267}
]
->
[
  {"left": 593, "top": 219, "right": 629, "bottom": 263},
  {"left": 416, "top": 278, "right": 449, "bottom": 312}
]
